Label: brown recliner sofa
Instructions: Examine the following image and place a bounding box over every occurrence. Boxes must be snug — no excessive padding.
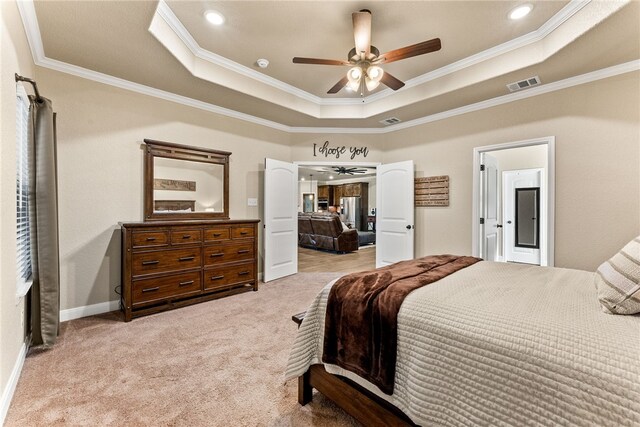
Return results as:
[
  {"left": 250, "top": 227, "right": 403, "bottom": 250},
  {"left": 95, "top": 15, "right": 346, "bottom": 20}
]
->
[{"left": 298, "top": 213, "right": 358, "bottom": 253}]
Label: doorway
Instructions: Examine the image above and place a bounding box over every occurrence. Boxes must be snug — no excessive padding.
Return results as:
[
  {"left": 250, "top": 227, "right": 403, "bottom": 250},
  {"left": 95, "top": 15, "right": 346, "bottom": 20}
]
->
[
  {"left": 295, "top": 162, "right": 378, "bottom": 274},
  {"left": 264, "top": 159, "right": 415, "bottom": 282},
  {"left": 472, "top": 137, "right": 555, "bottom": 266}
]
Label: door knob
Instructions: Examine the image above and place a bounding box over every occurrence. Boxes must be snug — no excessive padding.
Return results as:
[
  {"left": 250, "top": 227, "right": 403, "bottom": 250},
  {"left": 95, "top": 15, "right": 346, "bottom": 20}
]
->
[
  {"left": 496, "top": 224, "right": 503, "bottom": 228},
  {"left": 507, "top": 220, "right": 512, "bottom": 224},
  {"left": 406, "top": 225, "right": 412, "bottom": 230}
]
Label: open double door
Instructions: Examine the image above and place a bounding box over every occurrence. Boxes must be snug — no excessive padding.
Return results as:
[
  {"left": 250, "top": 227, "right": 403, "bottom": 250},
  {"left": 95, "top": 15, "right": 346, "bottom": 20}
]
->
[{"left": 264, "top": 159, "right": 415, "bottom": 282}]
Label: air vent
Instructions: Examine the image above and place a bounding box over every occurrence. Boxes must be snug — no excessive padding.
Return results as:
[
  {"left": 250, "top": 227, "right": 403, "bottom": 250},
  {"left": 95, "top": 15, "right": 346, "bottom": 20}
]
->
[
  {"left": 379, "top": 117, "right": 402, "bottom": 126},
  {"left": 506, "top": 76, "right": 541, "bottom": 92}
]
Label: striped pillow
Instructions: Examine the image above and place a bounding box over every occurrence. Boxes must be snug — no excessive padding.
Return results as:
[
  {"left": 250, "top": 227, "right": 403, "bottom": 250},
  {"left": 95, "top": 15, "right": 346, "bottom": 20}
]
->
[{"left": 595, "top": 236, "right": 640, "bottom": 314}]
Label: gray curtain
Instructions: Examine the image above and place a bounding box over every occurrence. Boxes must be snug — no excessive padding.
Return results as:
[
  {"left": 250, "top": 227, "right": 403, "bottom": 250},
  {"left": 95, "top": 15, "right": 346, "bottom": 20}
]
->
[{"left": 28, "top": 96, "right": 60, "bottom": 348}]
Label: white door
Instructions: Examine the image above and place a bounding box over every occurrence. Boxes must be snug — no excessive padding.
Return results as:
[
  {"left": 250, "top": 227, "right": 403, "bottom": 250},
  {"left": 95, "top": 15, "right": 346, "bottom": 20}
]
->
[
  {"left": 504, "top": 169, "right": 542, "bottom": 265},
  {"left": 481, "top": 153, "right": 500, "bottom": 261},
  {"left": 376, "top": 161, "right": 414, "bottom": 268},
  {"left": 264, "top": 159, "right": 298, "bottom": 282}
]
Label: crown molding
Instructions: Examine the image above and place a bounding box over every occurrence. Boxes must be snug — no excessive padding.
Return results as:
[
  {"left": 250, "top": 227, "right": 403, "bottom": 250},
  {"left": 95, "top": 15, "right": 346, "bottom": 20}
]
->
[
  {"left": 366, "top": 0, "right": 593, "bottom": 102},
  {"left": 377, "top": 60, "right": 640, "bottom": 134},
  {"left": 17, "top": 0, "right": 639, "bottom": 135},
  {"left": 156, "top": 0, "right": 592, "bottom": 106},
  {"left": 151, "top": 0, "right": 627, "bottom": 118},
  {"left": 155, "top": 1, "right": 326, "bottom": 106}
]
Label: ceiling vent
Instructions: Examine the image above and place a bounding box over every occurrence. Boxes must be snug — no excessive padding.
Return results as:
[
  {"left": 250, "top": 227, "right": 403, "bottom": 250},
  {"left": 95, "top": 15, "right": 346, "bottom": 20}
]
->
[
  {"left": 379, "top": 117, "right": 402, "bottom": 126},
  {"left": 506, "top": 76, "right": 541, "bottom": 92}
]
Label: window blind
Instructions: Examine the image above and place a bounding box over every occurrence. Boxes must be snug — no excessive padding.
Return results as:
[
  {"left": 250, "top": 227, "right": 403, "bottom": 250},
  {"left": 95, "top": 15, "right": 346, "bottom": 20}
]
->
[{"left": 16, "top": 85, "right": 32, "bottom": 293}]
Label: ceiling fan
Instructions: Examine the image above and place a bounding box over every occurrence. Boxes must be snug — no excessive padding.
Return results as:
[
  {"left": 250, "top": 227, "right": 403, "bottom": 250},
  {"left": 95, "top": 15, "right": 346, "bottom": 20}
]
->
[
  {"left": 292, "top": 9, "right": 441, "bottom": 94},
  {"left": 333, "top": 166, "right": 368, "bottom": 175}
]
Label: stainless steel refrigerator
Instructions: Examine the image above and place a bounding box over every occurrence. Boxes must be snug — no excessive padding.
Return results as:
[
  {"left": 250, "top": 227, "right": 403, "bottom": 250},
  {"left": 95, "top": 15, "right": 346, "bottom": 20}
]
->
[{"left": 340, "top": 197, "right": 361, "bottom": 230}]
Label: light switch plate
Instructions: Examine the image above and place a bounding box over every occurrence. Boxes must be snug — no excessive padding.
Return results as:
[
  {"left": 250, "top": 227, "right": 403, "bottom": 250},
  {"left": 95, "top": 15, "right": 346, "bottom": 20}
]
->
[{"left": 247, "top": 198, "right": 258, "bottom": 207}]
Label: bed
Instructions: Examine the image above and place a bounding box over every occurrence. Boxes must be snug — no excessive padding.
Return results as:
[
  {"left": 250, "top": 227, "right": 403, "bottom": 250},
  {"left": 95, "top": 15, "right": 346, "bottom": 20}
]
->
[{"left": 285, "top": 258, "right": 640, "bottom": 426}]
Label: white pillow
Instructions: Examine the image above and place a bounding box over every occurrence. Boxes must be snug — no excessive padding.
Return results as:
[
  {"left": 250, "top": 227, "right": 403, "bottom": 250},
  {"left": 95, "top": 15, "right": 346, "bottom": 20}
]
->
[{"left": 595, "top": 236, "right": 640, "bottom": 315}]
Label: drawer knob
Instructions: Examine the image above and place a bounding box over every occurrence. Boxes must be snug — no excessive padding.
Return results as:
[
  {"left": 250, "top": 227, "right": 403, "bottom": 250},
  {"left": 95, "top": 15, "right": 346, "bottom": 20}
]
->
[
  {"left": 213, "top": 233, "right": 222, "bottom": 237},
  {"left": 179, "top": 280, "right": 194, "bottom": 286},
  {"left": 240, "top": 231, "right": 248, "bottom": 235},
  {"left": 238, "top": 271, "right": 250, "bottom": 276},
  {"left": 210, "top": 275, "right": 224, "bottom": 280},
  {"left": 142, "top": 287, "right": 159, "bottom": 293},
  {"left": 237, "top": 250, "right": 250, "bottom": 254},
  {"left": 146, "top": 237, "right": 157, "bottom": 241},
  {"left": 179, "top": 256, "right": 196, "bottom": 262},
  {"left": 210, "top": 253, "right": 224, "bottom": 258},
  {"left": 142, "top": 260, "right": 159, "bottom": 266},
  {"left": 182, "top": 235, "right": 191, "bottom": 239}
]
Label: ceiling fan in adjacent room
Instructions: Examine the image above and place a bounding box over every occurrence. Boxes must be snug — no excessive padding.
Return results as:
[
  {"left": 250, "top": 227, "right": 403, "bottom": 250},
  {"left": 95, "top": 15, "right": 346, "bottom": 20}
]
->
[
  {"left": 292, "top": 9, "right": 441, "bottom": 94},
  {"left": 333, "top": 166, "right": 368, "bottom": 175}
]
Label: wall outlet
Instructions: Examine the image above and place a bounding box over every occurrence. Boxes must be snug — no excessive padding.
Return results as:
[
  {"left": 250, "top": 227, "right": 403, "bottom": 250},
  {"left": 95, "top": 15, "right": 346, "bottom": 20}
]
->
[{"left": 247, "top": 198, "right": 258, "bottom": 207}]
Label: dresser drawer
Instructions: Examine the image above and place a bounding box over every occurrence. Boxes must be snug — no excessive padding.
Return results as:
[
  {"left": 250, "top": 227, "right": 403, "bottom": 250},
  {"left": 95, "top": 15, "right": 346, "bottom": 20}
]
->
[
  {"left": 132, "top": 271, "right": 201, "bottom": 307},
  {"left": 231, "top": 225, "right": 254, "bottom": 239},
  {"left": 204, "top": 262, "right": 255, "bottom": 291},
  {"left": 170, "top": 228, "right": 202, "bottom": 245},
  {"left": 204, "top": 242, "right": 254, "bottom": 266},
  {"left": 132, "top": 247, "right": 202, "bottom": 276},
  {"left": 132, "top": 230, "right": 169, "bottom": 249},
  {"left": 204, "top": 226, "right": 231, "bottom": 242}
]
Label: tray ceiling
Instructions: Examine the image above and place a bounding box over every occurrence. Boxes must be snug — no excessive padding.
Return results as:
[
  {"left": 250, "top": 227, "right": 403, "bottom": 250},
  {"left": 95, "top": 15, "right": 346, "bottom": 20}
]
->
[{"left": 24, "top": 0, "right": 640, "bottom": 130}]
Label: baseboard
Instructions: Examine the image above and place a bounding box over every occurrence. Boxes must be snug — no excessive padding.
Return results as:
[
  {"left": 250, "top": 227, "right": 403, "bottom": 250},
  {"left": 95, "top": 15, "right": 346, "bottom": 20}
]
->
[
  {"left": 59, "top": 300, "right": 120, "bottom": 322},
  {"left": 0, "top": 342, "right": 27, "bottom": 426}
]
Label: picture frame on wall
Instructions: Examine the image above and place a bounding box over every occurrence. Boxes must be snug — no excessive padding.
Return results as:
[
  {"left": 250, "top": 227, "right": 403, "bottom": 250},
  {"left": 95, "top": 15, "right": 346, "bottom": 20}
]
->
[{"left": 303, "top": 193, "right": 315, "bottom": 213}]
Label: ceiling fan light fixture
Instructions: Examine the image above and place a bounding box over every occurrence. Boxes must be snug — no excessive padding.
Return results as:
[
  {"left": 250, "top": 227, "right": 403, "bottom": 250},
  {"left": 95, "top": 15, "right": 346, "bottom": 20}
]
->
[
  {"left": 365, "top": 65, "right": 383, "bottom": 90},
  {"left": 365, "top": 76, "right": 380, "bottom": 91},
  {"left": 367, "top": 66, "right": 383, "bottom": 80},
  {"left": 509, "top": 4, "right": 533, "bottom": 20},
  {"left": 204, "top": 10, "right": 225, "bottom": 26},
  {"left": 347, "top": 66, "right": 363, "bottom": 91}
]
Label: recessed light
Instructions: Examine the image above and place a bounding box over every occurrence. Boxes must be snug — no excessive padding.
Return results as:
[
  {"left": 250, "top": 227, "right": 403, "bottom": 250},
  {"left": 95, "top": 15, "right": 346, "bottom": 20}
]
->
[
  {"left": 301, "top": 177, "right": 305, "bottom": 181},
  {"left": 509, "top": 4, "right": 533, "bottom": 20},
  {"left": 329, "top": 176, "right": 334, "bottom": 180},
  {"left": 204, "top": 10, "right": 225, "bottom": 26}
]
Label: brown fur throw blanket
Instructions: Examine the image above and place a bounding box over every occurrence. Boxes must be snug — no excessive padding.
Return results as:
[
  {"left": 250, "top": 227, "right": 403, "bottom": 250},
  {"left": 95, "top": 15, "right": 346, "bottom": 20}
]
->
[{"left": 322, "top": 254, "right": 482, "bottom": 394}]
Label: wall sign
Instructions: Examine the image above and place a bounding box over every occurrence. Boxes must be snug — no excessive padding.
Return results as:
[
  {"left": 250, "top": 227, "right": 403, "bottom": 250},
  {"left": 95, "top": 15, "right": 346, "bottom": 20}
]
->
[
  {"left": 415, "top": 175, "right": 449, "bottom": 207},
  {"left": 313, "top": 141, "right": 369, "bottom": 160}
]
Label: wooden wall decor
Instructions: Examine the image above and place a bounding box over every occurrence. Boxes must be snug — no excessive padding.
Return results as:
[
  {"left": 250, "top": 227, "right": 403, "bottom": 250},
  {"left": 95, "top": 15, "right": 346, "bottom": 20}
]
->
[
  {"left": 415, "top": 176, "right": 449, "bottom": 207},
  {"left": 154, "top": 179, "right": 196, "bottom": 191}
]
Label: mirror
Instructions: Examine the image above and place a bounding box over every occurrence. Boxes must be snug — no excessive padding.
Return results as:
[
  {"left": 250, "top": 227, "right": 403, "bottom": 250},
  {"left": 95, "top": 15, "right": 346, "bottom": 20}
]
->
[
  {"left": 143, "top": 139, "right": 230, "bottom": 221},
  {"left": 515, "top": 187, "right": 539, "bottom": 248}
]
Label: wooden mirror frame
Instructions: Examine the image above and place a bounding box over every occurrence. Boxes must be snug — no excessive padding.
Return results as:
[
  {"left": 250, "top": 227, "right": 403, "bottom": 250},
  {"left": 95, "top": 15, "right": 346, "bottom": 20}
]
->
[{"left": 143, "top": 139, "right": 230, "bottom": 221}]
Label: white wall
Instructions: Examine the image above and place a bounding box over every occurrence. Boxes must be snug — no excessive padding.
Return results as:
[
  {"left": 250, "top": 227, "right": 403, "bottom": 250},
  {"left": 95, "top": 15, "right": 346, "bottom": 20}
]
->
[{"left": 0, "top": 0, "right": 34, "bottom": 422}]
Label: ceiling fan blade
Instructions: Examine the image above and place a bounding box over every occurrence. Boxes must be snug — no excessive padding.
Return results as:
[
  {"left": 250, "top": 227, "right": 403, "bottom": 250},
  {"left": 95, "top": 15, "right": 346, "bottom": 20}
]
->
[
  {"left": 378, "top": 38, "right": 441, "bottom": 64},
  {"left": 327, "top": 76, "right": 349, "bottom": 94},
  {"left": 380, "top": 72, "right": 405, "bottom": 91},
  {"left": 292, "top": 57, "right": 351, "bottom": 66},
  {"left": 352, "top": 10, "right": 372, "bottom": 57}
]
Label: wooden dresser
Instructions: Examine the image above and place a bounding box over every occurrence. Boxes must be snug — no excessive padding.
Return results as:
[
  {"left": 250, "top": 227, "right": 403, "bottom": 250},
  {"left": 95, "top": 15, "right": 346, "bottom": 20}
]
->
[{"left": 120, "top": 219, "right": 259, "bottom": 321}]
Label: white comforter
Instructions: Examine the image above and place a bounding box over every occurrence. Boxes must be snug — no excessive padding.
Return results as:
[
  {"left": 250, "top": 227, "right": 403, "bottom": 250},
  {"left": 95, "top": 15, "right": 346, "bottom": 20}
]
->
[{"left": 285, "top": 261, "right": 640, "bottom": 426}]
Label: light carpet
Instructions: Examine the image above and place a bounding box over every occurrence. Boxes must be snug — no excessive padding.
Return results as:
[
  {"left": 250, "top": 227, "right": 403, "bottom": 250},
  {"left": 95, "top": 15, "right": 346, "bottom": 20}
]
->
[{"left": 5, "top": 273, "right": 360, "bottom": 426}]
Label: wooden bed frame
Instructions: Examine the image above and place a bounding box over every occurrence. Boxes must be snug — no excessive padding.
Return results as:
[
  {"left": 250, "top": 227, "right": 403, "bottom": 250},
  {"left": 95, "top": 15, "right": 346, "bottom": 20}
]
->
[
  {"left": 298, "top": 364, "right": 417, "bottom": 426},
  {"left": 154, "top": 199, "right": 195, "bottom": 211},
  {"left": 292, "top": 313, "right": 416, "bottom": 425}
]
